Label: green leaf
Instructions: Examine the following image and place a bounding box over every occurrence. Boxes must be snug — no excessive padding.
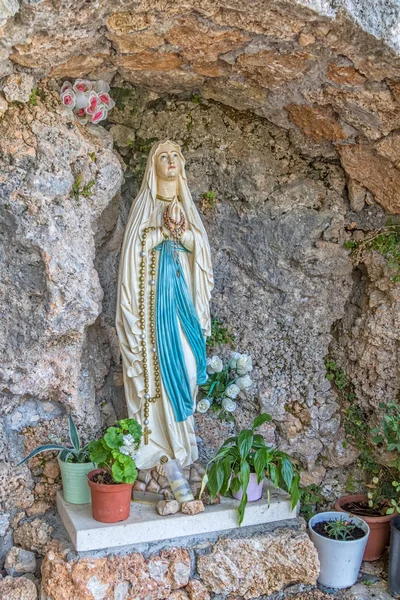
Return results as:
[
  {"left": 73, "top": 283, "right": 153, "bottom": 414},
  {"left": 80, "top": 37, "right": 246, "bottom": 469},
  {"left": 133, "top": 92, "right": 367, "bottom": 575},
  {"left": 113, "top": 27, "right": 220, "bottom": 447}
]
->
[
  {"left": 252, "top": 414, "right": 272, "bottom": 431},
  {"left": 69, "top": 413, "right": 80, "bottom": 452},
  {"left": 207, "top": 462, "right": 225, "bottom": 499},
  {"left": 387, "top": 507, "right": 395, "bottom": 514},
  {"left": 230, "top": 476, "right": 241, "bottom": 494},
  {"left": 237, "top": 430, "right": 253, "bottom": 460},
  {"left": 221, "top": 456, "right": 233, "bottom": 495},
  {"left": 254, "top": 448, "right": 270, "bottom": 483},
  {"left": 239, "top": 460, "right": 250, "bottom": 492},
  {"left": 118, "top": 419, "right": 142, "bottom": 442},
  {"left": 88, "top": 440, "right": 110, "bottom": 466},
  {"left": 112, "top": 457, "right": 137, "bottom": 484},
  {"left": 17, "top": 444, "right": 67, "bottom": 466},
  {"left": 280, "top": 457, "right": 294, "bottom": 490},
  {"left": 104, "top": 427, "right": 123, "bottom": 449}
]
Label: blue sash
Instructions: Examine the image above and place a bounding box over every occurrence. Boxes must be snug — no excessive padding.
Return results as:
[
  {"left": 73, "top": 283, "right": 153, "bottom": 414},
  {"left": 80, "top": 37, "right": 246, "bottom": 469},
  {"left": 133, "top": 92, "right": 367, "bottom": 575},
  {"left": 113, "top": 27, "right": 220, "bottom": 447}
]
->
[{"left": 155, "top": 241, "right": 207, "bottom": 422}]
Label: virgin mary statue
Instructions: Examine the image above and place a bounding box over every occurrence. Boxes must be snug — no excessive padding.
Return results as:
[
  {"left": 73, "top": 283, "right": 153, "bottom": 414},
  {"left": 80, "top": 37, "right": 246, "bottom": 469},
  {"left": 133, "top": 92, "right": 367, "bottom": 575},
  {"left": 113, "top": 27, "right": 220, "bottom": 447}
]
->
[{"left": 116, "top": 140, "right": 214, "bottom": 470}]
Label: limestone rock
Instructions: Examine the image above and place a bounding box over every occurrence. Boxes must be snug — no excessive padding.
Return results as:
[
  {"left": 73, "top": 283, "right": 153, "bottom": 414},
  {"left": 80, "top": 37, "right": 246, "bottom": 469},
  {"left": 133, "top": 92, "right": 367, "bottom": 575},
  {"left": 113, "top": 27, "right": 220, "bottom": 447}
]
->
[
  {"left": 5, "top": 546, "right": 37, "bottom": 575},
  {"left": 0, "top": 92, "right": 8, "bottom": 116},
  {"left": 348, "top": 179, "right": 367, "bottom": 212},
  {"left": 186, "top": 579, "right": 211, "bottom": 600},
  {"left": 286, "top": 104, "right": 347, "bottom": 142},
  {"left": 170, "top": 591, "right": 190, "bottom": 600},
  {"left": 3, "top": 74, "right": 34, "bottom": 103},
  {"left": 181, "top": 500, "right": 205, "bottom": 515},
  {"left": 338, "top": 143, "right": 400, "bottom": 213},
  {"left": 0, "top": 576, "right": 38, "bottom": 600},
  {"left": 157, "top": 500, "right": 180, "bottom": 516},
  {"left": 197, "top": 529, "right": 319, "bottom": 599},
  {"left": 13, "top": 518, "right": 53, "bottom": 555}
]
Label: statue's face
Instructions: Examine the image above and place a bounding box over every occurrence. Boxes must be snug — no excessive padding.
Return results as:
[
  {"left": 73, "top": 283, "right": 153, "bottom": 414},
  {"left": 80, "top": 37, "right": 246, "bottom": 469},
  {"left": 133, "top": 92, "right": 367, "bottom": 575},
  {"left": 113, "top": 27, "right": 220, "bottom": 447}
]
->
[{"left": 155, "top": 143, "right": 181, "bottom": 182}]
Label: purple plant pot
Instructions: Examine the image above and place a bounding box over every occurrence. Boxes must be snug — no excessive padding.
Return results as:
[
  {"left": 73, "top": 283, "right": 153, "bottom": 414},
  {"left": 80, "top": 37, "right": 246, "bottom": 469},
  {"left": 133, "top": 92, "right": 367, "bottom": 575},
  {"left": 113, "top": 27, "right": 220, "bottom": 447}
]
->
[{"left": 232, "top": 473, "right": 264, "bottom": 501}]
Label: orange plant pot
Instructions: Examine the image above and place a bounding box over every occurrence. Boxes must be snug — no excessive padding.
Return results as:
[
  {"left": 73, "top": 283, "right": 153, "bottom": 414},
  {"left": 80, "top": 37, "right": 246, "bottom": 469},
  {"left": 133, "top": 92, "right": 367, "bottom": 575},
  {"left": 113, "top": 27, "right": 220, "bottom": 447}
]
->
[
  {"left": 335, "top": 494, "right": 395, "bottom": 561},
  {"left": 87, "top": 469, "right": 133, "bottom": 523}
]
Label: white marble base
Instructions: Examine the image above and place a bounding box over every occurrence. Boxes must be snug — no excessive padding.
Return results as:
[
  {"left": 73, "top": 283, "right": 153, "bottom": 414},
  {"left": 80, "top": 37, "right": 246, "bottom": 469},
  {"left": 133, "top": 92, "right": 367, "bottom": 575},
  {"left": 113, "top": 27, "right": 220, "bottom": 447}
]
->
[{"left": 57, "top": 486, "right": 297, "bottom": 552}]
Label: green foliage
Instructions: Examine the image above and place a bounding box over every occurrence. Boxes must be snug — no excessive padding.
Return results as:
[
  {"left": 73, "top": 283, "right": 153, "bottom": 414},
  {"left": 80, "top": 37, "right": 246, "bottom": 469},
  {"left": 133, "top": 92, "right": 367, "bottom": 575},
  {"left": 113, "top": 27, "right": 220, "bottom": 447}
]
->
[
  {"left": 88, "top": 418, "right": 142, "bottom": 484},
  {"left": 299, "top": 484, "right": 325, "bottom": 522},
  {"left": 192, "top": 93, "right": 202, "bottom": 104},
  {"left": 324, "top": 518, "right": 358, "bottom": 541},
  {"left": 110, "top": 87, "right": 134, "bottom": 112},
  {"left": 344, "top": 222, "right": 400, "bottom": 284},
  {"left": 371, "top": 400, "right": 400, "bottom": 513},
  {"left": 29, "top": 89, "right": 38, "bottom": 106},
  {"left": 71, "top": 175, "right": 95, "bottom": 201},
  {"left": 88, "top": 152, "right": 96, "bottom": 162},
  {"left": 207, "top": 318, "right": 235, "bottom": 350},
  {"left": 18, "top": 413, "right": 91, "bottom": 465},
  {"left": 325, "top": 358, "right": 377, "bottom": 474},
  {"left": 200, "top": 191, "right": 217, "bottom": 211},
  {"left": 129, "top": 136, "right": 159, "bottom": 179},
  {"left": 201, "top": 414, "right": 300, "bottom": 525}
]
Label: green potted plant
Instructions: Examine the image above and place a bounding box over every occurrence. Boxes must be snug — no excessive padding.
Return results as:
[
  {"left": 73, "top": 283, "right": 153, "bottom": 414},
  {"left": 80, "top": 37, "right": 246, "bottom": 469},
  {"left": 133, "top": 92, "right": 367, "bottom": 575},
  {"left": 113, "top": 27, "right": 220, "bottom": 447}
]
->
[
  {"left": 335, "top": 401, "right": 400, "bottom": 560},
  {"left": 87, "top": 418, "right": 142, "bottom": 523},
  {"left": 200, "top": 413, "right": 300, "bottom": 525},
  {"left": 309, "top": 512, "right": 370, "bottom": 589},
  {"left": 18, "top": 414, "right": 94, "bottom": 504}
]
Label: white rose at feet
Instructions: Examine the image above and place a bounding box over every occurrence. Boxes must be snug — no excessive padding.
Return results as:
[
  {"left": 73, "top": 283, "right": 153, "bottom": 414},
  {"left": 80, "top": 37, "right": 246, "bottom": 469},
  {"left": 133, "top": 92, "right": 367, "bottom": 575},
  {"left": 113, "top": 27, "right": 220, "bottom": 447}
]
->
[
  {"left": 230, "top": 351, "right": 242, "bottom": 369},
  {"left": 236, "top": 354, "right": 253, "bottom": 375},
  {"left": 197, "top": 399, "right": 211, "bottom": 414},
  {"left": 236, "top": 374, "right": 253, "bottom": 390},
  {"left": 222, "top": 397, "right": 237, "bottom": 413},
  {"left": 225, "top": 384, "right": 240, "bottom": 399},
  {"left": 207, "top": 355, "right": 223, "bottom": 374}
]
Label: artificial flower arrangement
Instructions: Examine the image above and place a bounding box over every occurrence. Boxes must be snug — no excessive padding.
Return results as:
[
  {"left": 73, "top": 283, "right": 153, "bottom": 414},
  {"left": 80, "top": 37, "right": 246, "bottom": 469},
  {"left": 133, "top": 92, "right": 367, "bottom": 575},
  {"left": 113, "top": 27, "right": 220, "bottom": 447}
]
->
[
  {"left": 60, "top": 79, "right": 115, "bottom": 125},
  {"left": 197, "top": 352, "right": 253, "bottom": 421}
]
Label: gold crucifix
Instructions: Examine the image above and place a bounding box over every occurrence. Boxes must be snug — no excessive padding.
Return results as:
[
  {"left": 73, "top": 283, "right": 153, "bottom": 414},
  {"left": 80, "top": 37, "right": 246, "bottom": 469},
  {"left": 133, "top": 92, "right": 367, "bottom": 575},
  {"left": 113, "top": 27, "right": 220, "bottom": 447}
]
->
[{"left": 144, "top": 426, "right": 152, "bottom": 445}]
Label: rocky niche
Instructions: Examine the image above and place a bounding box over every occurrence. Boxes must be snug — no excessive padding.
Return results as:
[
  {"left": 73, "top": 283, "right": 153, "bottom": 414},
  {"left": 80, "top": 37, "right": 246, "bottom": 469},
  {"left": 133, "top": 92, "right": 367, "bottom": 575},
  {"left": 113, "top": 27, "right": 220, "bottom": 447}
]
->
[{"left": 1, "top": 0, "right": 400, "bottom": 596}]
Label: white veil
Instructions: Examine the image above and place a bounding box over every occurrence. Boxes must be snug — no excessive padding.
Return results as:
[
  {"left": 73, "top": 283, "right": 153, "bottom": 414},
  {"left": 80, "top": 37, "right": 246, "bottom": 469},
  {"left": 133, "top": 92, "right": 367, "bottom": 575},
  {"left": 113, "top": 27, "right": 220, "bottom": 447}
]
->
[{"left": 116, "top": 140, "right": 214, "bottom": 415}]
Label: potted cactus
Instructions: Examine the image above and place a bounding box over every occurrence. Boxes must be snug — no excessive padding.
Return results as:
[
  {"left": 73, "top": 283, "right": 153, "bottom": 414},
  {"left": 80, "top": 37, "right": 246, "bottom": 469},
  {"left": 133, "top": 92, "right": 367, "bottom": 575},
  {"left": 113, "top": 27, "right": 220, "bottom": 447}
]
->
[
  {"left": 87, "top": 418, "right": 142, "bottom": 523},
  {"left": 18, "top": 413, "right": 94, "bottom": 504}
]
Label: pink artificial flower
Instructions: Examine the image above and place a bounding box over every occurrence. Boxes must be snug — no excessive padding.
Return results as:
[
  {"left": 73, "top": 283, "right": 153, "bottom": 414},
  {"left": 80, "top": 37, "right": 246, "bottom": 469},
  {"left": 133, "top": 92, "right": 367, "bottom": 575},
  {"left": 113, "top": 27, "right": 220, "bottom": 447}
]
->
[
  {"left": 61, "top": 81, "right": 72, "bottom": 94},
  {"left": 60, "top": 89, "right": 76, "bottom": 109},
  {"left": 85, "top": 92, "right": 100, "bottom": 115},
  {"left": 94, "top": 80, "right": 110, "bottom": 94},
  {"left": 72, "top": 79, "right": 93, "bottom": 94},
  {"left": 90, "top": 107, "right": 107, "bottom": 124},
  {"left": 76, "top": 108, "right": 86, "bottom": 117}
]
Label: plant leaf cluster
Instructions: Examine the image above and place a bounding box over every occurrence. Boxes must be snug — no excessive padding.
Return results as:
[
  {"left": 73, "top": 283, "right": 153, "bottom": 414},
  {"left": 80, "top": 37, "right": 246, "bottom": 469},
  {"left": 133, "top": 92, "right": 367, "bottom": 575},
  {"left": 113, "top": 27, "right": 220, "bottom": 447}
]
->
[
  {"left": 344, "top": 222, "right": 400, "bottom": 284},
  {"left": 324, "top": 518, "right": 357, "bottom": 541},
  {"left": 88, "top": 419, "right": 142, "bottom": 484},
  {"left": 201, "top": 414, "right": 300, "bottom": 525},
  {"left": 18, "top": 414, "right": 91, "bottom": 466},
  {"left": 71, "top": 174, "right": 95, "bottom": 201},
  {"left": 207, "top": 318, "right": 235, "bottom": 350}
]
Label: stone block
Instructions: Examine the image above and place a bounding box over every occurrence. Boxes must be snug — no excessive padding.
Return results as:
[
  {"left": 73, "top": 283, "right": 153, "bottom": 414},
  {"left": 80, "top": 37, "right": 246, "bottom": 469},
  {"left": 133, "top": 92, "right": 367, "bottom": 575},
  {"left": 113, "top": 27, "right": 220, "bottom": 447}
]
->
[
  {"left": 5, "top": 546, "right": 37, "bottom": 575},
  {"left": 197, "top": 528, "right": 319, "bottom": 599},
  {"left": 156, "top": 500, "right": 180, "bottom": 516},
  {"left": 186, "top": 579, "right": 211, "bottom": 600},
  {"left": 0, "top": 576, "right": 38, "bottom": 599},
  {"left": 181, "top": 500, "right": 205, "bottom": 515}
]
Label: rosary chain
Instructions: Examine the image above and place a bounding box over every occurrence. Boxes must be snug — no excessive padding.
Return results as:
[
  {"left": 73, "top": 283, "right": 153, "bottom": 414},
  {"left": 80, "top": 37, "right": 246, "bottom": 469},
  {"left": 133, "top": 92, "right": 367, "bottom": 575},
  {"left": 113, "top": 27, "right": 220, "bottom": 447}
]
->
[{"left": 139, "top": 227, "right": 161, "bottom": 444}]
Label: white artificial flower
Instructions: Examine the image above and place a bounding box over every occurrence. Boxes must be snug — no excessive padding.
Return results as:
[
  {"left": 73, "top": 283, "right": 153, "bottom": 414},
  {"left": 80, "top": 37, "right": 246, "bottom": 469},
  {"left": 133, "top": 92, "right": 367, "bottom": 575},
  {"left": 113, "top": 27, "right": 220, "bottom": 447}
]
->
[
  {"left": 225, "top": 384, "right": 240, "bottom": 399},
  {"left": 120, "top": 446, "right": 131, "bottom": 456},
  {"left": 206, "top": 355, "right": 223, "bottom": 374},
  {"left": 123, "top": 434, "right": 135, "bottom": 447},
  {"left": 222, "top": 397, "right": 237, "bottom": 413},
  {"left": 94, "top": 80, "right": 110, "bottom": 94},
  {"left": 236, "top": 354, "right": 253, "bottom": 375},
  {"left": 197, "top": 399, "right": 211, "bottom": 414},
  {"left": 230, "top": 351, "right": 242, "bottom": 369},
  {"left": 236, "top": 374, "right": 253, "bottom": 390}
]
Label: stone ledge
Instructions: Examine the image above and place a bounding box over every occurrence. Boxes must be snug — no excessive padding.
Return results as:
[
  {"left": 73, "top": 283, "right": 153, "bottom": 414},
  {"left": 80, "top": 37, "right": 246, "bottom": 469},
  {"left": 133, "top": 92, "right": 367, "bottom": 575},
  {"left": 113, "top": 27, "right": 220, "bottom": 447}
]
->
[{"left": 57, "top": 487, "right": 297, "bottom": 551}]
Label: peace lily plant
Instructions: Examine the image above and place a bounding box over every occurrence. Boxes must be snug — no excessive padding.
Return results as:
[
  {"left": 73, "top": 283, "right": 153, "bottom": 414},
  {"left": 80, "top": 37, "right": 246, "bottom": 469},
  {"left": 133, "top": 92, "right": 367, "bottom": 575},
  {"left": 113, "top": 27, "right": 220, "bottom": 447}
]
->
[
  {"left": 200, "top": 413, "right": 300, "bottom": 525},
  {"left": 197, "top": 352, "right": 253, "bottom": 421}
]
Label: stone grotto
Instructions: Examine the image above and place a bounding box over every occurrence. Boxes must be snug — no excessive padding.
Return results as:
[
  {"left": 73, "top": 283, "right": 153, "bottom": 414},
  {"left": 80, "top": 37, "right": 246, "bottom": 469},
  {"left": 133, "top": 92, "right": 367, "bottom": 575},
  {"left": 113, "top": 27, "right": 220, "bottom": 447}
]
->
[{"left": 1, "top": 0, "right": 400, "bottom": 598}]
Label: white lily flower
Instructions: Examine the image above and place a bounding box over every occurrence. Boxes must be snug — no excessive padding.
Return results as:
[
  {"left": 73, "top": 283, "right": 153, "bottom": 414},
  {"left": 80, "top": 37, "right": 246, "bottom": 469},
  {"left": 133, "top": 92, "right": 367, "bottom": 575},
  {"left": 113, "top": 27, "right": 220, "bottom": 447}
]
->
[{"left": 230, "top": 351, "right": 242, "bottom": 369}]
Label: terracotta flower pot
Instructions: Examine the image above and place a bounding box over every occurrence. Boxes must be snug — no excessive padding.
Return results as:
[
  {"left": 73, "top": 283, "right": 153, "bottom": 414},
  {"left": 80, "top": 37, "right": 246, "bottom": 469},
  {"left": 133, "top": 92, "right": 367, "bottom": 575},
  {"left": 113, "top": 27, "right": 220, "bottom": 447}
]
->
[
  {"left": 335, "top": 494, "right": 395, "bottom": 561},
  {"left": 87, "top": 469, "right": 133, "bottom": 523}
]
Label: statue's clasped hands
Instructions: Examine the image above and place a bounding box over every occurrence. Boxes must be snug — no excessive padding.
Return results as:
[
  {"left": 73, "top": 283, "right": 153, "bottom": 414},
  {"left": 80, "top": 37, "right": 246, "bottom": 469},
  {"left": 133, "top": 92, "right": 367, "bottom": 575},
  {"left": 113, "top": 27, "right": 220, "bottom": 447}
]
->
[{"left": 163, "top": 197, "right": 186, "bottom": 239}]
